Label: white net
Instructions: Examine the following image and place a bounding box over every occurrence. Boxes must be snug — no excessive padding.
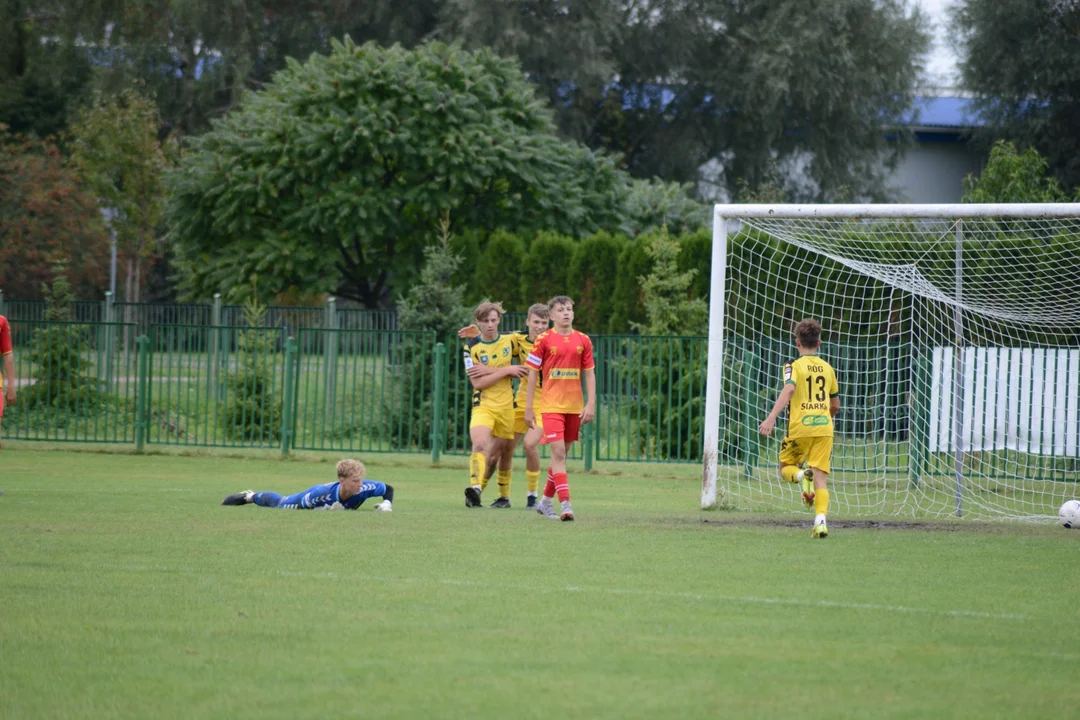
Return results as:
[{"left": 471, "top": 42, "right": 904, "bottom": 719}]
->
[{"left": 713, "top": 209, "right": 1080, "bottom": 521}]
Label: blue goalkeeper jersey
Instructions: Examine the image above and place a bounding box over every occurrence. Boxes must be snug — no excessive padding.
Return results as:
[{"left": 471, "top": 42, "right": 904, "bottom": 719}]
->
[{"left": 278, "top": 481, "right": 387, "bottom": 510}]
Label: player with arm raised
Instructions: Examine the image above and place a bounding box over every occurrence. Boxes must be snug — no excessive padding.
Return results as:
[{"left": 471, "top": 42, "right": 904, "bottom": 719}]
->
[
  {"left": 221, "top": 459, "right": 394, "bottom": 511},
  {"left": 524, "top": 296, "right": 595, "bottom": 521},
  {"left": 758, "top": 319, "right": 840, "bottom": 538},
  {"left": 458, "top": 303, "right": 551, "bottom": 508},
  {"left": 462, "top": 301, "right": 528, "bottom": 508}
]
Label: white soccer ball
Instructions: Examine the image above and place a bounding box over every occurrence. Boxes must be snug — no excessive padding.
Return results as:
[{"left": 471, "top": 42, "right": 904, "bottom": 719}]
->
[{"left": 1059, "top": 499, "right": 1080, "bottom": 529}]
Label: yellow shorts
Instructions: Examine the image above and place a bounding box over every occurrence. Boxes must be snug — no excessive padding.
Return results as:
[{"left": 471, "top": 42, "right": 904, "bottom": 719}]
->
[
  {"left": 470, "top": 405, "right": 515, "bottom": 440},
  {"left": 513, "top": 407, "right": 544, "bottom": 436},
  {"left": 778, "top": 435, "right": 833, "bottom": 475}
]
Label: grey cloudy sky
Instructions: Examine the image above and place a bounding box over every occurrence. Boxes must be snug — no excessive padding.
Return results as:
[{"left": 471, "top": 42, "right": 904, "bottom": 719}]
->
[{"left": 918, "top": 0, "right": 960, "bottom": 86}]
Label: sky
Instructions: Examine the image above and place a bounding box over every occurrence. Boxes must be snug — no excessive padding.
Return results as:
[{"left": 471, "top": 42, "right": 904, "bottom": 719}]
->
[{"left": 918, "top": 0, "right": 960, "bottom": 87}]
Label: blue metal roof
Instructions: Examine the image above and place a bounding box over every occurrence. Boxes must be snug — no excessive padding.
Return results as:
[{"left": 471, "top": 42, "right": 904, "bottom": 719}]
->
[{"left": 904, "top": 95, "right": 983, "bottom": 129}]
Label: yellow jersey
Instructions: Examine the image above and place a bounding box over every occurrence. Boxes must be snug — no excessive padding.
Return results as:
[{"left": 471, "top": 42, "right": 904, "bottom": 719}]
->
[
  {"left": 463, "top": 334, "right": 518, "bottom": 409},
  {"left": 505, "top": 330, "right": 543, "bottom": 409},
  {"left": 783, "top": 354, "right": 839, "bottom": 439}
]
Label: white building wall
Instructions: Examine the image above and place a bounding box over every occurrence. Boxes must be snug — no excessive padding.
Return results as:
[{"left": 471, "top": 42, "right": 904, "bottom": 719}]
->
[{"left": 888, "top": 139, "right": 984, "bottom": 203}]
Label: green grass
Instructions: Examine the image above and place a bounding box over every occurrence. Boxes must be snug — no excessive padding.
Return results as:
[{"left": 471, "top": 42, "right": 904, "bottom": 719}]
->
[{"left": 1, "top": 448, "right": 1078, "bottom": 719}]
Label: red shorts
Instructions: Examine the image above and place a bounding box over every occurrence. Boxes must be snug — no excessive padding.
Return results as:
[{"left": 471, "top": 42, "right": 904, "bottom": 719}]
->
[{"left": 540, "top": 413, "right": 581, "bottom": 445}]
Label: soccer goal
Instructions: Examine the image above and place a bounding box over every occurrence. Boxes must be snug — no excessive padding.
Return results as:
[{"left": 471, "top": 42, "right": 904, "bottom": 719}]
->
[{"left": 701, "top": 203, "right": 1080, "bottom": 521}]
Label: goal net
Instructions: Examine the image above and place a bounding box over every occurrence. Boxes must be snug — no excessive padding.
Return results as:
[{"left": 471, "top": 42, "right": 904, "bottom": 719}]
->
[{"left": 701, "top": 204, "right": 1080, "bottom": 521}]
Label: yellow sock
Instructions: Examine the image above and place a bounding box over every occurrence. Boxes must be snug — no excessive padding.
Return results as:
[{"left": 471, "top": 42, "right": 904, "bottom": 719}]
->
[
  {"left": 526, "top": 470, "right": 540, "bottom": 494},
  {"left": 814, "top": 488, "right": 830, "bottom": 517},
  {"left": 781, "top": 465, "right": 801, "bottom": 484},
  {"left": 497, "top": 469, "right": 512, "bottom": 499},
  {"left": 469, "top": 452, "right": 485, "bottom": 488}
]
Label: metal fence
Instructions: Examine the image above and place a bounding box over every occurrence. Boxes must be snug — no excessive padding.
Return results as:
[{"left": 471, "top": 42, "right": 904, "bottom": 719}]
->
[{"left": 0, "top": 318, "right": 950, "bottom": 474}]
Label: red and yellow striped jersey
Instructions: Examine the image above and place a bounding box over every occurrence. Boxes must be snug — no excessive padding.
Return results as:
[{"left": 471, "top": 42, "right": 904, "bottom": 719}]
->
[{"left": 525, "top": 329, "right": 594, "bottom": 414}]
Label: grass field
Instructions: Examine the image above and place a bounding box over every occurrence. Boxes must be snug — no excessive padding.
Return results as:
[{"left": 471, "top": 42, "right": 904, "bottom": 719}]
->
[{"left": 1, "top": 447, "right": 1078, "bottom": 719}]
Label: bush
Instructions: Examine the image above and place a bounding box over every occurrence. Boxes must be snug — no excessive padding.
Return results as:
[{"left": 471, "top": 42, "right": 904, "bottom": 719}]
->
[
  {"left": 20, "top": 268, "right": 108, "bottom": 412},
  {"left": 678, "top": 229, "right": 712, "bottom": 303},
  {"left": 221, "top": 327, "right": 282, "bottom": 443},
  {"left": 380, "top": 216, "right": 472, "bottom": 451},
  {"left": 608, "top": 234, "right": 653, "bottom": 333},
  {"left": 221, "top": 290, "right": 282, "bottom": 443},
  {"left": 524, "top": 231, "right": 576, "bottom": 304},
  {"left": 473, "top": 230, "right": 527, "bottom": 308},
  {"left": 568, "top": 231, "right": 624, "bottom": 333}
]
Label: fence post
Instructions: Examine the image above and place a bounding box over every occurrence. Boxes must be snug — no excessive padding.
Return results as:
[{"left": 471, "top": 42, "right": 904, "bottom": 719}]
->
[
  {"left": 211, "top": 293, "right": 223, "bottom": 401},
  {"left": 323, "top": 297, "right": 338, "bottom": 423},
  {"left": 135, "top": 335, "right": 150, "bottom": 452},
  {"left": 431, "top": 342, "right": 446, "bottom": 464},
  {"left": 583, "top": 420, "right": 594, "bottom": 472},
  {"left": 589, "top": 338, "right": 603, "bottom": 468},
  {"left": 103, "top": 291, "right": 116, "bottom": 391},
  {"left": 281, "top": 336, "right": 297, "bottom": 457}
]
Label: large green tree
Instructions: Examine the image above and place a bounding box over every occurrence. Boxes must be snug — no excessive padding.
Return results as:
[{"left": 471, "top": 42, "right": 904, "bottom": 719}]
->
[
  {"left": 71, "top": 87, "right": 170, "bottom": 303},
  {"left": 446, "top": 0, "right": 930, "bottom": 199},
  {"left": 167, "top": 39, "right": 628, "bottom": 306},
  {"left": 952, "top": 0, "right": 1080, "bottom": 191}
]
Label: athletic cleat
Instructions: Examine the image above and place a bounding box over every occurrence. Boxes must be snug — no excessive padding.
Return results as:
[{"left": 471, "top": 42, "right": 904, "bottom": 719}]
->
[
  {"left": 812, "top": 519, "right": 829, "bottom": 539},
  {"left": 799, "top": 469, "right": 815, "bottom": 509},
  {"left": 560, "top": 501, "right": 575, "bottom": 522},
  {"left": 489, "top": 497, "right": 512, "bottom": 509},
  {"left": 464, "top": 486, "right": 483, "bottom": 508},
  {"left": 525, "top": 495, "right": 538, "bottom": 509},
  {"left": 222, "top": 490, "right": 254, "bottom": 506},
  {"left": 536, "top": 496, "right": 559, "bottom": 519}
]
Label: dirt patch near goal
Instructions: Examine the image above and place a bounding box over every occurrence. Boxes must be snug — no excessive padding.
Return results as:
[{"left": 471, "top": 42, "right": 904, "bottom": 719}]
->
[{"left": 698, "top": 515, "right": 1042, "bottom": 535}]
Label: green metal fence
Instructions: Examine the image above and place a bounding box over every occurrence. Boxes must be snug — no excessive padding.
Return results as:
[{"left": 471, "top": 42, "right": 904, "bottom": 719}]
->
[
  {"left": 5, "top": 318, "right": 1036, "bottom": 480},
  {"left": 2, "top": 320, "right": 139, "bottom": 444}
]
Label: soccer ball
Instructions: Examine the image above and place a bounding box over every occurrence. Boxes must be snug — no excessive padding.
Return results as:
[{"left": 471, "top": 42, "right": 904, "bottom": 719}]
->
[{"left": 1059, "top": 500, "right": 1080, "bottom": 529}]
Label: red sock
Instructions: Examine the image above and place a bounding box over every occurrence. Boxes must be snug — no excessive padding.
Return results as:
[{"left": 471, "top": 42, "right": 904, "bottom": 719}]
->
[
  {"left": 543, "top": 468, "right": 556, "bottom": 499},
  {"left": 553, "top": 472, "right": 570, "bottom": 502}
]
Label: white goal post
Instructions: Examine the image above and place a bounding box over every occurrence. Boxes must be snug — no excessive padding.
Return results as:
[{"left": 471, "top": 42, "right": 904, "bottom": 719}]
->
[{"left": 702, "top": 203, "right": 1080, "bottom": 521}]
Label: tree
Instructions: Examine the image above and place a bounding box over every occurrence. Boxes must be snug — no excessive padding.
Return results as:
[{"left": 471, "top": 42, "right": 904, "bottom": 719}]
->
[
  {"left": 962, "top": 140, "right": 1072, "bottom": 203},
  {"left": 22, "top": 261, "right": 104, "bottom": 411},
  {"left": 952, "top": 0, "right": 1080, "bottom": 191},
  {"left": 621, "top": 178, "right": 709, "bottom": 238},
  {"left": 391, "top": 213, "right": 471, "bottom": 451},
  {"left": 0, "top": 2, "right": 94, "bottom": 137},
  {"left": 436, "top": 0, "right": 625, "bottom": 143},
  {"left": 167, "top": 39, "right": 629, "bottom": 307},
  {"left": 0, "top": 127, "right": 110, "bottom": 299},
  {"left": 446, "top": 0, "right": 930, "bottom": 200},
  {"left": 633, "top": 226, "right": 708, "bottom": 336},
  {"left": 397, "top": 214, "right": 471, "bottom": 337},
  {"left": 85, "top": 0, "right": 445, "bottom": 136},
  {"left": 71, "top": 87, "right": 170, "bottom": 304}
]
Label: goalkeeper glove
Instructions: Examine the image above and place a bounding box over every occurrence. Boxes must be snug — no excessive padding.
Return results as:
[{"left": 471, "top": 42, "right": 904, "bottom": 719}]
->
[{"left": 374, "top": 500, "right": 392, "bottom": 512}]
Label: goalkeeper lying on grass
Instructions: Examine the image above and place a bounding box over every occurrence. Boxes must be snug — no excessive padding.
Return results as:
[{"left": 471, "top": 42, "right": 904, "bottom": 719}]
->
[{"left": 222, "top": 458, "right": 394, "bottom": 512}]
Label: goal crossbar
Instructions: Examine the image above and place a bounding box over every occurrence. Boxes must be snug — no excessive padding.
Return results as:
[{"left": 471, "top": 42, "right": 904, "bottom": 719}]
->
[{"left": 712, "top": 203, "right": 1080, "bottom": 219}]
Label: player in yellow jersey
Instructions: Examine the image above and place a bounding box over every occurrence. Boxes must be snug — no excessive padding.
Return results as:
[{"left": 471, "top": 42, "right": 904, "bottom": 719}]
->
[
  {"left": 462, "top": 301, "right": 527, "bottom": 508},
  {"left": 758, "top": 319, "right": 840, "bottom": 538},
  {"left": 459, "top": 303, "right": 550, "bottom": 508}
]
